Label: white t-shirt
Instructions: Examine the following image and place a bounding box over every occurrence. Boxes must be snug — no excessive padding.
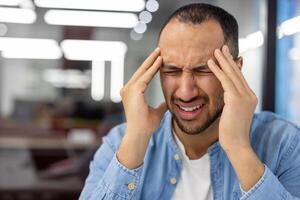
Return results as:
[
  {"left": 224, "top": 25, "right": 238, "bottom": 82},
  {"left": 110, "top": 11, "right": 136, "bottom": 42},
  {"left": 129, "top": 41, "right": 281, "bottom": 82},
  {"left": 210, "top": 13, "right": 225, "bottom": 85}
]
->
[{"left": 172, "top": 132, "right": 213, "bottom": 200}]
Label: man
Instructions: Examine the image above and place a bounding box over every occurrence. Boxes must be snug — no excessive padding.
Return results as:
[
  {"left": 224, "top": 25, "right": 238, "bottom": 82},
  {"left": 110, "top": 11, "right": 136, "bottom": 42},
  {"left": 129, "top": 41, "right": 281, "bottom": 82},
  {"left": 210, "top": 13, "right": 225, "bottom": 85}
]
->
[{"left": 80, "top": 3, "right": 300, "bottom": 200}]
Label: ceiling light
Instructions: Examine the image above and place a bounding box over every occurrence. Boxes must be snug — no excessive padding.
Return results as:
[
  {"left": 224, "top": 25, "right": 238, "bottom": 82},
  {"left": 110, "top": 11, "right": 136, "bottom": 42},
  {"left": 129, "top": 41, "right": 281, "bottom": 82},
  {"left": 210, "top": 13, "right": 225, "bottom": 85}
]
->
[
  {"left": 0, "top": 24, "right": 7, "bottom": 36},
  {"left": 146, "top": 0, "right": 159, "bottom": 12},
  {"left": 35, "top": 0, "right": 145, "bottom": 12},
  {"left": 0, "top": 0, "right": 23, "bottom": 6},
  {"left": 0, "top": 7, "right": 36, "bottom": 24},
  {"left": 280, "top": 15, "right": 300, "bottom": 36},
  {"left": 110, "top": 59, "right": 124, "bottom": 103},
  {"left": 44, "top": 9, "right": 138, "bottom": 28},
  {"left": 134, "top": 21, "right": 147, "bottom": 34},
  {"left": 0, "top": 37, "right": 62, "bottom": 59},
  {"left": 239, "top": 31, "right": 264, "bottom": 53},
  {"left": 61, "top": 40, "right": 127, "bottom": 61},
  {"left": 61, "top": 40, "right": 126, "bottom": 102},
  {"left": 246, "top": 31, "right": 264, "bottom": 49},
  {"left": 288, "top": 48, "right": 300, "bottom": 60},
  {"left": 238, "top": 38, "right": 247, "bottom": 53},
  {"left": 91, "top": 61, "right": 105, "bottom": 101},
  {"left": 139, "top": 11, "right": 152, "bottom": 24}
]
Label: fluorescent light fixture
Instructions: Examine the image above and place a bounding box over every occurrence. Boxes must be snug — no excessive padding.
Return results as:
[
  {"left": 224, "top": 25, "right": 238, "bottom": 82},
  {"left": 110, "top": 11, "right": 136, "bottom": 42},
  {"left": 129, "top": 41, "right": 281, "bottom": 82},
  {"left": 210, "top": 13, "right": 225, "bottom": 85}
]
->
[
  {"left": 0, "top": 37, "right": 62, "bottom": 59},
  {"left": 0, "top": 7, "right": 36, "bottom": 24},
  {"left": 43, "top": 69, "right": 90, "bottom": 89},
  {"left": 277, "top": 27, "right": 284, "bottom": 39},
  {"left": 246, "top": 31, "right": 264, "bottom": 49},
  {"left": 110, "top": 59, "right": 124, "bottom": 103},
  {"left": 91, "top": 61, "right": 105, "bottom": 101},
  {"left": 239, "top": 31, "right": 264, "bottom": 53},
  {"left": 45, "top": 10, "right": 138, "bottom": 28},
  {"left": 288, "top": 48, "right": 300, "bottom": 60},
  {"left": 61, "top": 39, "right": 126, "bottom": 102},
  {"left": 280, "top": 15, "right": 300, "bottom": 36},
  {"left": 238, "top": 38, "right": 248, "bottom": 53},
  {"left": 0, "top": 23, "right": 7, "bottom": 36},
  {"left": 61, "top": 40, "right": 127, "bottom": 61},
  {"left": 0, "top": 0, "right": 23, "bottom": 6},
  {"left": 35, "top": 0, "right": 145, "bottom": 12}
]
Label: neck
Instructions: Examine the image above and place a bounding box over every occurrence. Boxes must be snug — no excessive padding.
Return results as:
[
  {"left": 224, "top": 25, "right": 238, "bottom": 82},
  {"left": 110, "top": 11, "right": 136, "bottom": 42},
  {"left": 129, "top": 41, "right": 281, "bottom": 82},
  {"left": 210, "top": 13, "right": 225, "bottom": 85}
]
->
[{"left": 172, "top": 118, "right": 219, "bottom": 160}]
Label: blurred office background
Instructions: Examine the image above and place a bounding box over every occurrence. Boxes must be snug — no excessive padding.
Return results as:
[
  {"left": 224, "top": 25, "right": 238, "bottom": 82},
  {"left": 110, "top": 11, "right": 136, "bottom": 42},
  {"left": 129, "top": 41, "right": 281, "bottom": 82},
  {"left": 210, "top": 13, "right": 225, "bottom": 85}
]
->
[{"left": 0, "top": 0, "right": 299, "bottom": 199}]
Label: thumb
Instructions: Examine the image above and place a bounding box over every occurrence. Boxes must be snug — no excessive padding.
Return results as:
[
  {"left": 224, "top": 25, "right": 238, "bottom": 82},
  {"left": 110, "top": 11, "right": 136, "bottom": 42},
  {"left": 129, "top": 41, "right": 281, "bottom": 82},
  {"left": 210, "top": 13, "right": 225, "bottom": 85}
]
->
[{"left": 155, "top": 102, "right": 168, "bottom": 118}]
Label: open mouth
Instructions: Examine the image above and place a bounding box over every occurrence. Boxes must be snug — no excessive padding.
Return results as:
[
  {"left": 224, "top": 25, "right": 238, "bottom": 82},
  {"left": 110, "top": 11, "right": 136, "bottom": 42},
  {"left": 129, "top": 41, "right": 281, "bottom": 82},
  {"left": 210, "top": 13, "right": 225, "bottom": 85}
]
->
[
  {"left": 178, "top": 104, "right": 204, "bottom": 112},
  {"left": 175, "top": 103, "right": 206, "bottom": 120}
]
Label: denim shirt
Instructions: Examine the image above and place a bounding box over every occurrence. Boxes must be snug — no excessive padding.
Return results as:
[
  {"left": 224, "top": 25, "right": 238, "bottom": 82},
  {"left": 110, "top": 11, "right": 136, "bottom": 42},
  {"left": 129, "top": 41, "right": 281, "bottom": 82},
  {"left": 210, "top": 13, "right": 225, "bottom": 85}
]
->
[{"left": 80, "top": 111, "right": 300, "bottom": 200}]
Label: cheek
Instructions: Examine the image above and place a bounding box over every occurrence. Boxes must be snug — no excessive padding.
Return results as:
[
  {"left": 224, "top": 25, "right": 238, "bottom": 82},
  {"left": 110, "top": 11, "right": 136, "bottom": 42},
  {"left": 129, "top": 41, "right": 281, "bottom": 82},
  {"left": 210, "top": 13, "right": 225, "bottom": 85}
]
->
[
  {"left": 196, "top": 76, "right": 223, "bottom": 100},
  {"left": 160, "top": 75, "right": 178, "bottom": 97}
]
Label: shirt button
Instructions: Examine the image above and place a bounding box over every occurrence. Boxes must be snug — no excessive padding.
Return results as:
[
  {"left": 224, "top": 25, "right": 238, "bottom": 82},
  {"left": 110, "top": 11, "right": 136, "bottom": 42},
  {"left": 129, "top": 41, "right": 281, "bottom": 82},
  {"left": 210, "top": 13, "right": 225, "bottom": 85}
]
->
[
  {"left": 174, "top": 154, "right": 180, "bottom": 160},
  {"left": 127, "top": 182, "right": 136, "bottom": 190},
  {"left": 170, "top": 177, "right": 177, "bottom": 185}
]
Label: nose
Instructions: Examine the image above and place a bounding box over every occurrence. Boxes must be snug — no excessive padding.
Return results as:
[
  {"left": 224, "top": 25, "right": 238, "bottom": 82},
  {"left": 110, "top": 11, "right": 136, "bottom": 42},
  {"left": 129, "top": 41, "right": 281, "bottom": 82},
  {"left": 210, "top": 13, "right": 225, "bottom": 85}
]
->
[{"left": 175, "top": 71, "right": 199, "bottom": 102}]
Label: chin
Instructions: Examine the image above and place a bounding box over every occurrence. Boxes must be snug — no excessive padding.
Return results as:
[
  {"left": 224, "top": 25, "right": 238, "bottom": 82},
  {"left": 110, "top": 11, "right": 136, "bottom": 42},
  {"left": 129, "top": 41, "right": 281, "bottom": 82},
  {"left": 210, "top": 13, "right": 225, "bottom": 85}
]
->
[{"left": 172, "top": 114, "right": 208, "bottom": 135}]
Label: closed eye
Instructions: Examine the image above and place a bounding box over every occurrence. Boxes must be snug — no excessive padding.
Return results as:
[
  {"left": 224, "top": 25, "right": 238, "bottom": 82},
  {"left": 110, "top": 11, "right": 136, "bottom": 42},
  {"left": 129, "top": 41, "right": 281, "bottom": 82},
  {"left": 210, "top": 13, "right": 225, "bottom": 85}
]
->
[
  {"left": 194, "top": 68, "right": 212, "bottom": 74},
  {"left": 193, "top": 65, "right": 213, "bottom": 75},
  {"left": 162, "top": 69, "right": 182, "bottom": 76},
  {"left": 160, "top": 64, "right": 213, "bottom": 76},
  {"left": 161, "top": 65, "right": 182, "bottom": 76}
]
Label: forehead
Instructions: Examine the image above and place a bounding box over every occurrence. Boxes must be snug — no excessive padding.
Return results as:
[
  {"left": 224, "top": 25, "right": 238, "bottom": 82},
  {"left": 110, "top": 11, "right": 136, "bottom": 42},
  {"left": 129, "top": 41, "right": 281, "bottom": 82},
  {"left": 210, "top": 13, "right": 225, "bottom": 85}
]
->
[{"left": 158, "top": 19, "right": 224, "bottom": 67}]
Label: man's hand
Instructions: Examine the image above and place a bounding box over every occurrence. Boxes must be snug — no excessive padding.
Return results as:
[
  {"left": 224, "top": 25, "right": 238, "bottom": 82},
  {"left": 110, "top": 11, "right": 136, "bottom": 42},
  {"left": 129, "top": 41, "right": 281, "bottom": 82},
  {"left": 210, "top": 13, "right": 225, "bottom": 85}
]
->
[
  {"left": 207, "top": 45, "right": 265, "bottom": 191},
  {"left": 207, "top": 45, "right": 257, "bottom": 151},
  {"left": 117, "top": 47, "right": 167, "bottom": 169},
  {"left": 121, "top": 47, "right": 167, "bottom": 137}
]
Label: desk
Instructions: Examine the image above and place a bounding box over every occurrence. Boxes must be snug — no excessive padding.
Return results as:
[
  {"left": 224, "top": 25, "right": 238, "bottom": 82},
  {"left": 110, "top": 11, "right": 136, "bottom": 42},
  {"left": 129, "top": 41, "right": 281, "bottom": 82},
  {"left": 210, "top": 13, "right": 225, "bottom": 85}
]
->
[
  {"left": 0, "top": 135, "right": 100, "bottom": 200},
  {"left": 0, "top": 177, "right": 83, "bottom": 200},
  {"left": 0, "top": 135, "right": 100, "bottom": 150}
]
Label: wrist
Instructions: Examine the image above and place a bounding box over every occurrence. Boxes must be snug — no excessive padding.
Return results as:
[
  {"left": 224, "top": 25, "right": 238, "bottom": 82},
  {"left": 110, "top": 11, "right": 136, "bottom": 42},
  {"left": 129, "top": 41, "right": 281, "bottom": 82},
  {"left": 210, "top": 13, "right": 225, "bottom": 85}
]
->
[
  {"left": 221, "top": 141, "right": 252, "bottom": 155},
  {"left": 116, "top": 128, "right": 152, "bottom": 170},
  {"left": 125, "top": 126, "right": 153, "bottom": 140},
  {"left": 223, "top": 143, "right": 265, "bottom": 191}
]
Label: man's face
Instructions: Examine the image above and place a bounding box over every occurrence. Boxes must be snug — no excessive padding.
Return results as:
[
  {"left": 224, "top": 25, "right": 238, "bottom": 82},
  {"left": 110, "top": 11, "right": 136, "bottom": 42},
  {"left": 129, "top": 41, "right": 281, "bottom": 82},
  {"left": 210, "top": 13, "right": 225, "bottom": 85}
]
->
[{"left": 159, "top": 19, "right": 225, "bottom": 135}]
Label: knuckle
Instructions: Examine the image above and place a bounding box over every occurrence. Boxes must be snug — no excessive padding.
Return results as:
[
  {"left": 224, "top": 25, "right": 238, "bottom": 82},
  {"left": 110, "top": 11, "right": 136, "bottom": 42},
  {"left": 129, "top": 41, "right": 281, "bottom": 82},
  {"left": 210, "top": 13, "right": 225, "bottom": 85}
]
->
[
  {"left": 120, "top": 88, "right": 124, "bottom": 96},
  {"left": 120, "top": 87, "right": 128, "bottom": 96},
  {"left": 252, "top": 94, "right": 258, "bottom": 104}
]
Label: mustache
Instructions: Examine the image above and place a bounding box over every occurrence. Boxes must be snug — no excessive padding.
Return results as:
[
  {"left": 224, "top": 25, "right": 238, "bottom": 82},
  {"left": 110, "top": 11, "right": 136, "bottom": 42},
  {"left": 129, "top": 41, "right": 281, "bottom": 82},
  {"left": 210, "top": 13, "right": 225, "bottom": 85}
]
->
[{"left": 171, "top": 95, "right": 209, "bottom": 104}]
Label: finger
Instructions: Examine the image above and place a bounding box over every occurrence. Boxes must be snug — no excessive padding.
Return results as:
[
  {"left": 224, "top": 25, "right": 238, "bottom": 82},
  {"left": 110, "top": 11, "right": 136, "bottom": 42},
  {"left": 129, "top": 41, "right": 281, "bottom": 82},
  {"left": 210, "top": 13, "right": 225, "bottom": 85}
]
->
[
  {"left": 214, "top": 48, "right": 245, "bottom": 93},
  {"left": 138, "top": 56, "right": 162, "bottom": 87},
  {"left": 207, "top": 59, "right": 239, "bottom": 94},
  {"left": 127, "top": 47, "right": 161, "bottom": 85},
  {"left": 222, "top": 45, "right": 252, "bottom": 91}
]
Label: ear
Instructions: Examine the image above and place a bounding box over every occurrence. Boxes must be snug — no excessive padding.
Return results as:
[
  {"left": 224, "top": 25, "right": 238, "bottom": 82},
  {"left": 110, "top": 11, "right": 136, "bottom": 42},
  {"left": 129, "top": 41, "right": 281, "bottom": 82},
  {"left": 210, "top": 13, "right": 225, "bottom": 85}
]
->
[{"left": 235, "top": 56, "right": 243, "bottom": 70}]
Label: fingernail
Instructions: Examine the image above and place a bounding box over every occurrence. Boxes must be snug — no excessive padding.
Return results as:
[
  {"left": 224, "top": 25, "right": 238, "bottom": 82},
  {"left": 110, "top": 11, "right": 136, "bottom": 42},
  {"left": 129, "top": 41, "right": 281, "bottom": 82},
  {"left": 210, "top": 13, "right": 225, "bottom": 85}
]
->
[
  {"left": 215, "top": 49, "right": 221, "bottom": 55},
  {"left": 223, "top": 45, "right": 229, "bottom": 52},
  {"left": 155, "top": 47, "right": 160, "bottom": 52},
  {"left": 207, "top": 59, "right": 214, "bottom": 65}
]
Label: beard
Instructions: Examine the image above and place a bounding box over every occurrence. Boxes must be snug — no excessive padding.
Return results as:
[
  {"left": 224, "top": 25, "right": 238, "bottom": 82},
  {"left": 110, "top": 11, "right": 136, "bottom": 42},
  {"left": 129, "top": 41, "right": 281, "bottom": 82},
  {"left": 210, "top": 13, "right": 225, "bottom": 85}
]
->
[{"left": 171, "top": 93, "right": 224, "bottom": 135}]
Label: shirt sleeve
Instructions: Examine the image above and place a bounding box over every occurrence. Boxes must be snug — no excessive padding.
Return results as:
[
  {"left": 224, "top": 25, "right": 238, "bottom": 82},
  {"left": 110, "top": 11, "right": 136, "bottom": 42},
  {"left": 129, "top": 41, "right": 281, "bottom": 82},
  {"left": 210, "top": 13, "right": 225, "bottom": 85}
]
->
[
  {"left": 79, "top": 130, "right": 144, "bottom": 200},
  {"left": 239, "top": 131, "right": 300, "bottom": 200}
]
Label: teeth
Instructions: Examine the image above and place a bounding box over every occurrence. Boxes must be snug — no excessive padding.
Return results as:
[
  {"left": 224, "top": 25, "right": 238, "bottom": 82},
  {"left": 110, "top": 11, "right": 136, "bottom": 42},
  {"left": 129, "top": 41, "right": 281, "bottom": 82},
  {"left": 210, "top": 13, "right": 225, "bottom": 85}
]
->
[{"left": 179, "top": 105, "right": 202, "bottom": 112}]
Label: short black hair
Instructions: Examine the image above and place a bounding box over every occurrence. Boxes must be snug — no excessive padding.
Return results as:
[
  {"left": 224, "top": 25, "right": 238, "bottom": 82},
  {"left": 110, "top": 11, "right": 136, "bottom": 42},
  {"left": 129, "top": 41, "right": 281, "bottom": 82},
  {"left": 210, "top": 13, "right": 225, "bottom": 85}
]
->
[{"left": 159, "top": 3, "right": 239, "bottom": 58}]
